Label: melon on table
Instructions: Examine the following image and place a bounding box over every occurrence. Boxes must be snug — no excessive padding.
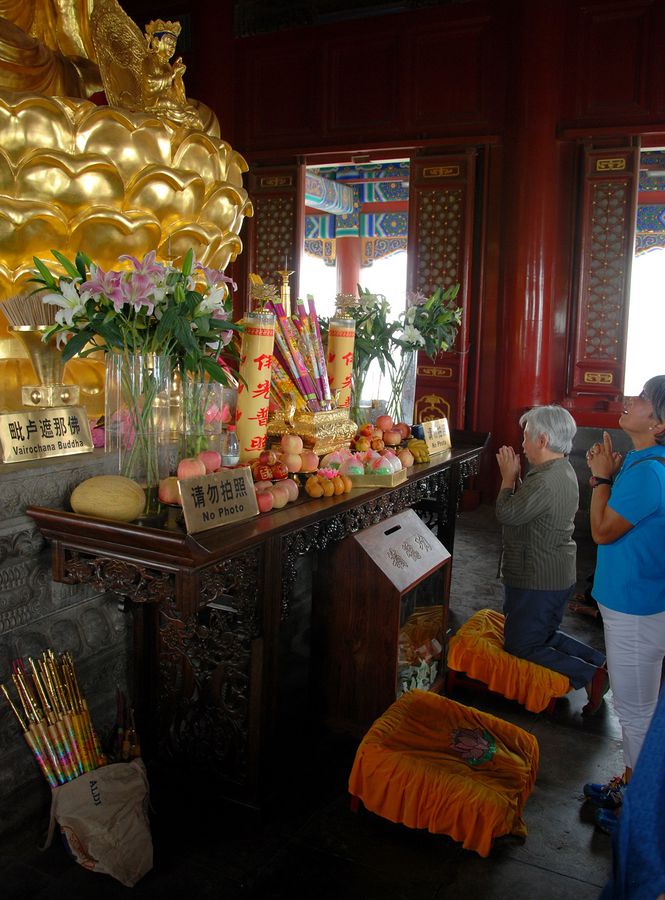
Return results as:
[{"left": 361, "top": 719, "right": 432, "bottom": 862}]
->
[{"left": 70, "top": 475, "right": 146, "bottom": 522}]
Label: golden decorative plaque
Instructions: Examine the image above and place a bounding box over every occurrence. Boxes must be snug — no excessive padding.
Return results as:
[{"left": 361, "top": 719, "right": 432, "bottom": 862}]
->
[
  {"left": 0, "top": 407, "right": 93, "bottom": 463},
  {"left": 422, "top": 417, "right": 452, "bottom": 456},
  {"left": 178, "top": 467, "right": 258, "bottom": 534}
]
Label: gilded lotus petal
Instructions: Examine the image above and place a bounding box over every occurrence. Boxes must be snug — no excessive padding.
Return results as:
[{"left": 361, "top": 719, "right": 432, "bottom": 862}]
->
[
  {"left": 0, "top": 199, "right": 68, "bottom": 266},
  {"left": 166, "top": 222, "right": 224, "bottom": 266},
  {"left": 199, "top": 185, "right": 248, "bottom": 233},
  {"left": 206, "top": 233, "right": 244, "bottom": 271},
  {"left": 69, "top": 208, "right": 162, "bottom": 267},
  {"left": 227, "top": 149, "right": 250, "bottom": 185},
  {"left": 0, "top": 94, "right": 74, "bottom": 161},
  {"left": 17, "top": 151, "right": 124, "bottom": 214},
  {"left": 76, "top": 108, "right": 172, "bottom": 180},
  {"left": 172, "top": 132, "right": 230, "bottom": 185},
  {"left": 125, "top": 166, "right": 206, "bottom": 227},
  {"left": 0, "top": 150, "right": 13, "bottom": 194}
]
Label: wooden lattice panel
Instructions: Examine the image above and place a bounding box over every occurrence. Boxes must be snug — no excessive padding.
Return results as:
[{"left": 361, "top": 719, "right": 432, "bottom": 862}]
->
[
  {"left": 414, "top": 188, "right": 463, "bottom": 294},
  {"left": 254, "top": 195, "right": 296, "bottom": 280},
  {"left": 583, "top": 181, "right": 629, "bottom": 360}
]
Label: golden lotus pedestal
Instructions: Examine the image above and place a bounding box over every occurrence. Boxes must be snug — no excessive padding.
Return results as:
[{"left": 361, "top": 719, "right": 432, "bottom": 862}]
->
[{"left": 267, "top": 408, "right": 357, "bottom": 456}]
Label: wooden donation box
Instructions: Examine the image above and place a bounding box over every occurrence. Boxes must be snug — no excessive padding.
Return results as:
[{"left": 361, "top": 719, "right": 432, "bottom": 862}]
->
[{"left": 313, "top": 508, "right": 451, "bottom": 735}]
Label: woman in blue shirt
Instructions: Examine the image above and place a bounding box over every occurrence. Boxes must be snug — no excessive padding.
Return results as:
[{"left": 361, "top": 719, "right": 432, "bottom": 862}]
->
[{"left": 583, "top": 375, "right": 665, "bottom": 834}]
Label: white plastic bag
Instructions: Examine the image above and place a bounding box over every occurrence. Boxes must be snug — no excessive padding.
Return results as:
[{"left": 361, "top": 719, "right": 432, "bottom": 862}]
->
[{"left": 45, "top": 759, "right": 153, "bottom": 887}]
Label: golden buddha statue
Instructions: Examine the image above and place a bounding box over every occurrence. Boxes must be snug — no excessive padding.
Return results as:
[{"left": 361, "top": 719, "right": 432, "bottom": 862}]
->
[
  {"left": 0, "top": 0, "right": 252, "bottom": 413},
  {"left": 0, "top": 0, "right": 100, "bottom": 97}
]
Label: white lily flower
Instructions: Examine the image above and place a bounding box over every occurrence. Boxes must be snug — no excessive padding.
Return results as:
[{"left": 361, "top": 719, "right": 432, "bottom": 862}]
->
[{"left": 43, "top": 280, "right": 86, "bottom": 327}]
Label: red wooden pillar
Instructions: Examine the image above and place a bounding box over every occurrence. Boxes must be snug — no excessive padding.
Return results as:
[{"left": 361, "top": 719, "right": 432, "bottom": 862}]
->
[
  {"left": 497, "top": 0, "right": 565, "bottom": 434},
  {"left": 336, "top": 235, "right": 362, "bottom": 296}
]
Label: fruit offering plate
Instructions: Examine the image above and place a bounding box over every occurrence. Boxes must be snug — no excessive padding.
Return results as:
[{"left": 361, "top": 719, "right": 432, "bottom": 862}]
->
[{"left": 348, "top": 468, "right": 407, "bottom": 488}]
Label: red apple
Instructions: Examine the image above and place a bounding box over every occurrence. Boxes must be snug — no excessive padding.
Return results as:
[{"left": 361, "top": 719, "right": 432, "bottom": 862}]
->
[
  {"left": 281, "top": 433, "right": 304, "bottom": 454},
  {"left": 269, "top": 482, "right": 290, "bottom": 508},
  {"left": 271, "top": 461, "right": 289, "bottom": 480},
  {"left": 177, "top": 456, "right": 206, "bottom": 479},
  {"left": 158, "top": 476, "right": 181, "bottom": 505},
  {"left": 253, "top": 464, "right": 274, "bottom": 482},
  {"left": 198, "top": 449, "right": 221, "bottom": 473},
  {"left": 396, "top": 422, "right": 411, "bottom": 440},
  {"left": 255, "top": 490, "right": 274, "bottom": 513},
  {"left": 383, "top": 429, "right": 402, "bottom": 446},
  {"left": 358, "top": 423, "right": 374, "bottom": 438},
  {"left": 376, "top": 414, "right": 394, "bottom": 432},
  {"left": 258, "top": 449, "right": 278, "bottom": 466},
  {"left": 282, "top": 478, "right": 299, "bottom": 502}
]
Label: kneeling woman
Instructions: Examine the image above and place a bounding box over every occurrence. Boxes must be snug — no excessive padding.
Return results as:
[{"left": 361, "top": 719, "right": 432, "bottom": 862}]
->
[{"left": 495, "top": 405, "right": 607, "bottom": 714}]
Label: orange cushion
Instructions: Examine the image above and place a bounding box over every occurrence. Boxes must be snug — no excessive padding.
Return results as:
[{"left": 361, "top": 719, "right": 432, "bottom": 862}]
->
[
  {"left": 447, "top": 608, "right": 571, "bottom": 713},
  {"left": 348, "top": 690, "right": 539, "bottom": 857}
]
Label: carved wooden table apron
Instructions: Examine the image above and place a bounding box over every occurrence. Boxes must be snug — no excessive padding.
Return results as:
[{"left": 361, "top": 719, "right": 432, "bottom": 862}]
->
[{"left": 27, "top": 433, "right": 486, "bottom": 807}]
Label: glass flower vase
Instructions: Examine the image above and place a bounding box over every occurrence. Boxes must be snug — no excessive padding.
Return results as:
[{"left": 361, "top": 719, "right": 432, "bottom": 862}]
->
[
  {"left": 179, "top": 380, "right": 236, "bottom": 458},
  {"left": 104, "top": 352, "right": 172, "bottom": 518},
  {"left": 386, "top": 350, "right": 416, "bottom": 424}
]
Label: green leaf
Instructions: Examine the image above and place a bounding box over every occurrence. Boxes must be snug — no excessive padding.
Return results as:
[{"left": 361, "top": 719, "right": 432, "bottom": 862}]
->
[
  {"left": 51, "top": 250, "right": 81, "bottom": 280},
  {"left": 32, "top": 257, "right": 57, "bottom": 289},
  {"left": 182, "top": 248, "right": 194, "bottom": 278}
]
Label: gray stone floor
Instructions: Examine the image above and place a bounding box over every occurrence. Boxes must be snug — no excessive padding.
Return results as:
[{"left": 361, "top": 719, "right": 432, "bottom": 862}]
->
[{"left": 0, "top": 504, "right": 616, "bottom": 899}]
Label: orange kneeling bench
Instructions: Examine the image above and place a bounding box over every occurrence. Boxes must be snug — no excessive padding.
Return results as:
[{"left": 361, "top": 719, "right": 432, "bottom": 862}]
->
[
  {"left": 446, "top": 608, "right": 571, "bottom": 714},
  {"left": 348, "top": 689, "right": 539, "bottom": 857}
]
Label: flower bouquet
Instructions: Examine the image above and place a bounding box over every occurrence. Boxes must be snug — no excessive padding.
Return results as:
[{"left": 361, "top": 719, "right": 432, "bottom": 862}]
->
[
  {"left": 388, "top": 284, "right": 462, "bottom": 423},
  {"left": 31, "top": 248, "right": 241, "bottom": 514},
  {"left": 325, "top": 287, "right": 397, "bottom": 422}
]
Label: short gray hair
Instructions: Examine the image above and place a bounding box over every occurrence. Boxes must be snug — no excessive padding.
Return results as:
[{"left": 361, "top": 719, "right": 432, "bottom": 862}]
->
[
  {"left": 644, "top": 375, "right": 665, "bottom": 445},
  {"left": 519, "top": 405, "right": 577, "bottom": 455}
]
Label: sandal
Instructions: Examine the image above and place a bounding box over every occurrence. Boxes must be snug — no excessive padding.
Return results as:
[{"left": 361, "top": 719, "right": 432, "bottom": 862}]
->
[{"left": 568, "top": 594, "right": 600, "bottom": 620}]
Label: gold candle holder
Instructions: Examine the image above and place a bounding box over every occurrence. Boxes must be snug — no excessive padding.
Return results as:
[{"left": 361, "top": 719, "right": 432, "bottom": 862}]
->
[{"left": 275, "top": 267, "right": 294, "bottom": 318}]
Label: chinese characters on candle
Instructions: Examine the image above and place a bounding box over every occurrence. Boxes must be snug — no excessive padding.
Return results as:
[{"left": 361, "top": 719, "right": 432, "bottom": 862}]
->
[{"left": 236, "top": 311, "right": 276, "bottom": 462}]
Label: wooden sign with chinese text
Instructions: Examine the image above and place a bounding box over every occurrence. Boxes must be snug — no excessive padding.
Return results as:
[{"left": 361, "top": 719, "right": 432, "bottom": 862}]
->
[
  {"left": 179, "top": 466, "right": 259, "bottom": 534},
  {"left": 422, "top": 417, "right": 451, "bottom": 456},
  {"left": 0, "top": 407, "right": 93, "bottom": 463}
]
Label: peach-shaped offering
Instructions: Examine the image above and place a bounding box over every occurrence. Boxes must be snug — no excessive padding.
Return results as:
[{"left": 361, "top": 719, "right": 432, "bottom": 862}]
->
[
  {"left": 300, "top": 449, "right": 319, "bottom": 472},
  {"left": 320, "top": 450, "right": 344, "bottom": 469},
  {"left": 397, "top": 448, "right": 415, "bottom": 468},
  {"left": 281, "top": 433, "right": 304, "bottom": 454},
  {"left": 369, "top": 455, "right": 393, "bottom": 474},
  {"left": 339, "top": 456, "right": 365, "bottom": 476},
  {"left": 281, "top": 452, "right": 303, "bottom": 473}
]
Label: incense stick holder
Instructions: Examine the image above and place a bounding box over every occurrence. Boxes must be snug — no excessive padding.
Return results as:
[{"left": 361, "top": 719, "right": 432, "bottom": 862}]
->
[{"left": 9, "top": 326, "right": 80, "bottom": 407}]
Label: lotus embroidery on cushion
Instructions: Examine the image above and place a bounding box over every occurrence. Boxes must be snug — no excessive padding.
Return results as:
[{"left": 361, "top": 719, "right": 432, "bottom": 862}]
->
[{"left": 450, "top": 727, "right": 497, "bottom": 766}]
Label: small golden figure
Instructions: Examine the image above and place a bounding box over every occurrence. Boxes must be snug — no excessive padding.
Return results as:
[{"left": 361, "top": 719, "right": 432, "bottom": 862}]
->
[{"left": 142, "top": 20, "right": 202, "bottom": 129}]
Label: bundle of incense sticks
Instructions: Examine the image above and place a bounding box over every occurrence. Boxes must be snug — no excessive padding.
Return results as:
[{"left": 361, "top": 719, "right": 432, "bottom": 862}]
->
[
  {"left": 266, "top": 296, "right": 332, "bottom": 413},
  {"left": 1, "top": 650, "right": 106, "bottom": 787}
]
